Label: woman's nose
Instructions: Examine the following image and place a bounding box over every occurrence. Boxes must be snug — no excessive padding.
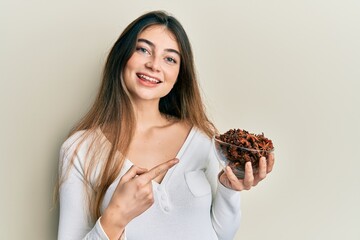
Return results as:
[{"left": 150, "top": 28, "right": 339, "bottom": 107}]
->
[{"left": 145, "top": 57, "right": 161, "bottom": 72}]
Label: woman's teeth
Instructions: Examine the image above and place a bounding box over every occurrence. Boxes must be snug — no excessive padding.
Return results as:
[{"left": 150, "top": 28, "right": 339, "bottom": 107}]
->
[{"left": 138, "top": 74, "right": 161, "bottom": 84}]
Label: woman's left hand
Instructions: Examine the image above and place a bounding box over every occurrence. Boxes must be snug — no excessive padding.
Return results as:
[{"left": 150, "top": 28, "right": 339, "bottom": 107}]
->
[{"left": 219, "top": 153, "right": 275, "bottom": 191}]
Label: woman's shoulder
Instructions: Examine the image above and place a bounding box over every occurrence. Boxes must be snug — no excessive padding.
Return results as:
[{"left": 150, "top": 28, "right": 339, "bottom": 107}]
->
[
  {"left": 192, "top": 126, "right": 213, "bottom": 145},
  {"left": 58, "top": 128, "right": 109, "bottom": 173},
  {"left": 61, "top": 130, "right": 87, "bottom": 151},
  {"left": 60, "top": 129, "right": 103, "bottom": 158}
]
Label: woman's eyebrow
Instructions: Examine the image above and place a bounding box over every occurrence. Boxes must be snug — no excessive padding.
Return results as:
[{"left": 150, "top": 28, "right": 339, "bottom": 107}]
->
[{"left": 138, "top": 38, "right": 181, "bottom": 57}]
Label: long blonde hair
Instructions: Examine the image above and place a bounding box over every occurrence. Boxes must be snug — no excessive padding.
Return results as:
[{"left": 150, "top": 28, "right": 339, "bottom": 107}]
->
[{"left": 58, "top": 10, "right": 216, "bottom": 222}]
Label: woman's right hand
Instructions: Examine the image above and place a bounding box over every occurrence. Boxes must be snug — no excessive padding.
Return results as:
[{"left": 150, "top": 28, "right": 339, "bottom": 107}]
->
[{"left": 100, "top": 158, "right": 179, "bottom": 240}]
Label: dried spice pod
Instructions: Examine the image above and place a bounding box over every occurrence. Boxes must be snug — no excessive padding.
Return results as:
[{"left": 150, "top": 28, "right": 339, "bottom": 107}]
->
[{"left": 214, "top": 129, "right": 274, "bottom": 179}]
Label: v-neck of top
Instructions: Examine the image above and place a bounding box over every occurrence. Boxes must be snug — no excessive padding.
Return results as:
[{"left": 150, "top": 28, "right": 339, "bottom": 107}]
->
[
  {"left": 149, "top": 126, "right": 196, "bottom": 186},
  {"left": 98, "top": 126, "right": 197, "bottom": 186}
]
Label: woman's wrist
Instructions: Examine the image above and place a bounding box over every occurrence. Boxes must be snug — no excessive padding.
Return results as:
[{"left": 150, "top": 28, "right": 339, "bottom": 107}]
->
[{"left": 100, "top": 206, "right": 126, "bottom": 240}]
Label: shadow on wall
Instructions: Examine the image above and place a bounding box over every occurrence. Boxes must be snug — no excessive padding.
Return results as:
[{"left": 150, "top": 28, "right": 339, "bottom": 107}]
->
[{"left": 49, "top": 144, "right": 61, "bottom": 239}]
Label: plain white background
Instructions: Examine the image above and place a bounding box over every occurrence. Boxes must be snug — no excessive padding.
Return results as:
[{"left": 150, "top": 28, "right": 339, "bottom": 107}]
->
[{"left": 1, "top": 0, "right": 359, "bottom": 239}]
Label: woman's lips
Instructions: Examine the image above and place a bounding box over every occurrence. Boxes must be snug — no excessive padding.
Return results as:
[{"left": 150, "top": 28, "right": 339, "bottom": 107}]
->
[{"left": 136, "top": 73, "right": 162, "bottom": 84}]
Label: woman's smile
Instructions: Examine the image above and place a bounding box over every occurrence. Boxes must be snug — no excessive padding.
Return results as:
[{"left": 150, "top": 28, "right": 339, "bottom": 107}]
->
[{"left": 136, "top": 73, "right": 163, "bottom": 86}]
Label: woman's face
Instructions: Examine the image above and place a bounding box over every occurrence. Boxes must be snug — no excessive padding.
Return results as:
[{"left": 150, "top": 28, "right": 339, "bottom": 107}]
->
[{"left": 123, "top": 25, "right": 181, "bottom": 103}]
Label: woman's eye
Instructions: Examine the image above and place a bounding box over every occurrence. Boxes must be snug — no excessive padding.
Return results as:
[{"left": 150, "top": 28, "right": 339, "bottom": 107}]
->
[
  {"left": 136, "top": 47, "right": 150, "bottom": 54},
  {"left": 165, "top": 57, "right": 177, "bottom": 64}
]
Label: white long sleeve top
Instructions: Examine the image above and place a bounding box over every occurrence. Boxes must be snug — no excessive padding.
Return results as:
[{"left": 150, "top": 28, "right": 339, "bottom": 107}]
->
[{"left": 58, "top": 127, "right": 241, "bottom": 240}]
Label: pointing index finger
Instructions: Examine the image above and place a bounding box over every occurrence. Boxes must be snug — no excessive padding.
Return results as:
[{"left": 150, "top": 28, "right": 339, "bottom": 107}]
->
[{"left": 141, "top": 158, "right": 179, "bottom": 182}]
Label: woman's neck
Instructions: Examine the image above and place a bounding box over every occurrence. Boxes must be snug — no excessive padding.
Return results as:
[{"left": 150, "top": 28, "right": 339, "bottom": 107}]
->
[{"left": 132, "top": 100, "right": 172, "bottom": 132}]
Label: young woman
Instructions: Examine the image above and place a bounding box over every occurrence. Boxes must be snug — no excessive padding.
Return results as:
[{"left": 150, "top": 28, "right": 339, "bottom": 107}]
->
[{"left": 57, "top": 10, "right": 274, "bottom": 240}]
